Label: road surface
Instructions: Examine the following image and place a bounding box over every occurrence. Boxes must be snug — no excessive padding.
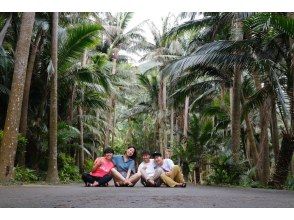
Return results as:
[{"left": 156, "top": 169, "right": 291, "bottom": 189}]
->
[{"left": 0, "top": 183, "right": 293, "bottom": 208}]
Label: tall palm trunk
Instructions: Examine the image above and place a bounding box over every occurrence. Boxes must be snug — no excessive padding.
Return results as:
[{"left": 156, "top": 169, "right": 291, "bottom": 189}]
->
[
  {"left": 270, "top": 96, "right": 280, "bottom": 164},
  {"left": 230, "top": 18, "right": 243, "bottom": 163},
  {"left": 270, "top": 12, "right": 294, "bottom": 188},
  {"left": 18, "top": 31, "right": 42, "bottom": 166},
  {"left": 183, "top": 96, "right": 189, "bottom": 148},
  {"left": 158, "top": 74, "right": 167, "bottom": 156},
  {"left": 46, "top": 12, "right": 59, "bottom": 183},
  {"left": 0, "top": 13, "right": 12, "bottom": 46},
  {"left": 78, "top": 105, "right": 84, "bottom": 173},
  {"left": 170, "top": 106, "right": 174, "bottom": 149},
  {"left": 252, "top": 70, "right": 271, "bottom": 184},
  {"left": 77, "top": 50, "right": 87, "bottom": 173},
  {"left": 104, "top": 56, "right": 117, "bottom": 148},
  {"left": 0, "top": 12, "right": 35, "bottom": 181},
  {"left": 241, "top": 89, "right": 259, "bottom": 167}
]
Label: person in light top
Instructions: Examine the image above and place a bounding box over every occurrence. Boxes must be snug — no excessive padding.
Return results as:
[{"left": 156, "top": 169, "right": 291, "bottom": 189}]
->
[
  {"left": 138, "top": 150, "right": 163, "bottom": 187},
  {"left": 153, "top": 152, "right": 186, "bottom": 187},
  {"left": 82, "top": 147, "right": 115, "bottom": 187}
]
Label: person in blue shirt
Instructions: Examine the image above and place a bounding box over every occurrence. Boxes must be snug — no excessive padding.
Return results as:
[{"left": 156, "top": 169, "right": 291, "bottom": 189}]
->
[{"left": 111, "top": 146, "right": 141, "bottom": 186}]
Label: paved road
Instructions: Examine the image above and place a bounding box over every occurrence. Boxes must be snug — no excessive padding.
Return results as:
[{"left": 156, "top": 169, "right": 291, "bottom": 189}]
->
[{"left": 0, "top": 182, "right": 293, "bottom": 208}]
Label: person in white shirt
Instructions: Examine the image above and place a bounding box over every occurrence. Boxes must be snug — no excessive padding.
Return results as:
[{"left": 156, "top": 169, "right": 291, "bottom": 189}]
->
[
  {"left": 153, "top": 152, "right": 186, "bottom": 187},
  {"left": 138, "top": 150, "right": 163, "bottom": 187}
]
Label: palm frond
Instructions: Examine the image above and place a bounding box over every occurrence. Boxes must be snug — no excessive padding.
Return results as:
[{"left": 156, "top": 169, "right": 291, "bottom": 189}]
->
[{"left": 58, "top": 23, "right": 102, "bottom": 74}]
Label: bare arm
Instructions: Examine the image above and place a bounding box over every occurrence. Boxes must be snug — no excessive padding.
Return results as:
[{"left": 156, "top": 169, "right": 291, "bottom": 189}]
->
[{"left": 91, "top": 158, "right": 102, "bottom": 172}]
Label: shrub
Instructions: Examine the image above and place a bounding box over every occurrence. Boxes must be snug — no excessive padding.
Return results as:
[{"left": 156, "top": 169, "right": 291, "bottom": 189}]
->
[
  {"left": 58, "top": 153, "right": 81, "bottom": 182},
  {"left": 207, "top": 153, "right": 245, "bottom": 185},
  {"left": 84, "top": 159, "right": 94, "bottom": 172},
  {"left": 14, "top": 166, "right": 39, "bottom": 182},
  {"left": 285, "top": 175, "right": 294, "bottom": 190}
]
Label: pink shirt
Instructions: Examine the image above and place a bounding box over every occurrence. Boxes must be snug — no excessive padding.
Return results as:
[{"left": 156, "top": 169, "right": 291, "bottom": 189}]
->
[{"left": 90, "top": 157, "right": 114, "bottom": 177}]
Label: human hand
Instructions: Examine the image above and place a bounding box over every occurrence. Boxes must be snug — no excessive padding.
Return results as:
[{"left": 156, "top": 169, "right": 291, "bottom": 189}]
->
[{"left": 165, "top": 171, "right": 171, "bottom": 176}]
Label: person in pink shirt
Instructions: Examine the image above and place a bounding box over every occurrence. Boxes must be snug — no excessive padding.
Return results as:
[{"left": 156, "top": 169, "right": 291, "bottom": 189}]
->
[{"left": 82, "top": 148, "right": 115, "bottom": 187}]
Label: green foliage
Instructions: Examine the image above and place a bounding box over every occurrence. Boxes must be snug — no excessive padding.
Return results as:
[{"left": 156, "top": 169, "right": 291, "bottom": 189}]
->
[
  {"left": 207, "top": 153, "right": 246, "bottom": 185},
  {"left": 58, "top": 153, "right": 81, "bottom": 183},
  {"left": 0, "top": 130, "right": 28, "bottom": 150},
  {"left": 14, "top": 166, "right": 39, "bottom": 182},
  {"left": 84, "top": 159, "right": 94, "bottom": 172},
  {"left": 285, "top": 175, "right": 294, "bottom": 190}
]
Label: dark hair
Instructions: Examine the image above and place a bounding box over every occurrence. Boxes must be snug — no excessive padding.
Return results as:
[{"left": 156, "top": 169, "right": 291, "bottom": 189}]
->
[
  {"left": 152, "top": 151, "right": 162, "bottom": 158},
  {"left": 142, "top": 150, "right": 150, "bottom": 156},
  {"left": 103, "top": 147, "right": 114, "bottom": 155},
  {"left": 125, "top": 146, "right": 137, "bottom": 160}
]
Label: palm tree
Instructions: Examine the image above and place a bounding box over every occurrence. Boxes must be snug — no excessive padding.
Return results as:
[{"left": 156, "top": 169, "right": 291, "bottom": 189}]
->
[
  {"left": 99, "top": 12, "right": 146, "bottom": 148},
  {"left": 46, "top": 12, "right": 59, "bottom": 183},
  {"left": 0, "top": 12, "right": 35, "bottom": 181}
]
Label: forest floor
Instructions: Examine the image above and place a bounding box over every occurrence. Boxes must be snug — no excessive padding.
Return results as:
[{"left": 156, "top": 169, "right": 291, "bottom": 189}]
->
[{"left": 0, "top": 181, "right": 294, "bottom": 208}]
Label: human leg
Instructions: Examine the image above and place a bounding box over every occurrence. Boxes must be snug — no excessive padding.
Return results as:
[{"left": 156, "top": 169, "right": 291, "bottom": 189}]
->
[
  {"left": 160, "top": 173, "right": 178, "bottom": 187},
  {"left": 82, "top": 173, "right": 95, "bottom": 186},
  {"left": 128, "top": 172, "right": 141, "bottom": 186},
  {"left": 97, "top": 174, "right": 113, "bottom": 186},
  {"left": 172, "top": 165, "right": 185, "bottom": 184}
]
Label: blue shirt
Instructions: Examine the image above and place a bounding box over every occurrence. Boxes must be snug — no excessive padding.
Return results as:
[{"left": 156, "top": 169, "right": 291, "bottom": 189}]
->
[{"left": 112, "top": 155, "right": 136, "bottom": 174}]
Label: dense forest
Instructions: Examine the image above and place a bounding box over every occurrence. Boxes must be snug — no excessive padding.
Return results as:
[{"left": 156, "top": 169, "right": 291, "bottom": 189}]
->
[{"left": 0, "top": 12, "right": 293, "bottom": 189}]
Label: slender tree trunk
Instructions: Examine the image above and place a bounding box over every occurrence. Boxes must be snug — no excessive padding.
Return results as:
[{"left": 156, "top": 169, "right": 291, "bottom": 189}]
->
[
  {"left": 183, "top": 96, "right": 189, "bottom": 149},
  {"left": 104, "top": 56, "right": 117, "bottom": 148},
  {"left": 270, "top": 96, "right": 280, "bottom": 164},
  {"left": 288, "top": 12, "right": 294, "bottom": 132},
  {"left": 0, "top": 13, "right": 12, "bottom": 46},
  {"left": 0, "top": 12, "right": 35, "bottom": 181},
  {"left": 252, "top": 71, "right": 271, "bottom": 184},
  {"left": 230, "top": 18, "right": 243, "bottom": 163},
  {"left": 67, "top": 84, "right": 76, "bottom": 124},
  {"left": 46, "top": 12, "right": 59, "bottom": 183},
  {"left": 18, "top": 31, "right": 42, "bottom": 166},
  {"left": 170, "top": 106, "right": 174, "bottom": 149},
  {"left": 258, "top": 98, "right": 271, "bottom": 184},
  {"left": 270, "top": 133, "right": 294, "bottom": 188},
  {"left": 158, "top": 74, "right": 167, "bottom": 156},
  {"left": 78, "top": 105, "right": 84, "bottom": 173}
]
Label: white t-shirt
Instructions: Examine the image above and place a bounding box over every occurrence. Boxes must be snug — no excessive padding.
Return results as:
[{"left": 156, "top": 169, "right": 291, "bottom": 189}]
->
[
  {"left": 155, "top": 159, "right": 174, "bottom": 172},
  {"left": 138, "top": 159, "right": 156, "bottom": 177}
]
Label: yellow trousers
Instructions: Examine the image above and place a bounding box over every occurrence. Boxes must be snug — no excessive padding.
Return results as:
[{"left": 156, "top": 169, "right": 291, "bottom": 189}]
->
[{"left": 160, "top": 165, "right": 185, "bottom": 187}]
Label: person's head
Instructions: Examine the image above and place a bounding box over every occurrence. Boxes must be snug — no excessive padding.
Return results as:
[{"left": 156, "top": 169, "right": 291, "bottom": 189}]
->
[
  {"left": 125, "top": 146, "right": 137, "bottom": 160},
  {"left": 152, "top": 152, "right": 163, "bottom": 165},
  {"left": 103, "top": 147, "right": 114, "bottom": 160},
  {"left": 142, "top": 150, "right": 151, "bottom": 163}
]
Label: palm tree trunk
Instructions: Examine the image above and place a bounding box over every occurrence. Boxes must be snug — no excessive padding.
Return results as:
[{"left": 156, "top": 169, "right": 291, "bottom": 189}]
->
[
  {"left": 18, "top": 31, "right": 42, "bottom": 166},
  {"left": 252, "top": 71, "right": 271, "bottom": 184},
  {"left": 230, "top": 18, "right": 243, "bottom": 163},
  {"left": 288, "top": 13, "right": 294, "bottom": 132},
  {"left": 183, "top": 96, "right": 189, "bottom": 148},
  {"left": 104, "top": 57, "right": 117, "bottom": 148},
  {"left": 67, "top": 84, "right": 76, "bottom": 124},
  {"left": 270, "top": 133, "right": 294, "bottom": 188},
  {"left": 170, "top": 106, "right": 174, "bottom": 149},
  {"left": 78, "top": 105, "right": 84, "bottom": 173},
  {"left": 46, "top": 12, "right": 59, "bottom": 183},
  {"left": 270, "top": 96, "right": 280, "bottom": 164},
  {"left": 158, "top": 75, "right": 167, "bottom": 156},
  {"left": 0, "top": 12, "right": 35, "bottom": 181},
  {"left": 0, "top": 13, "right": 12, "bottom": 46}
]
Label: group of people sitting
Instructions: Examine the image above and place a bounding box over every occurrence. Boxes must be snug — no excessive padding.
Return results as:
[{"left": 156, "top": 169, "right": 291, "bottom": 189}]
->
[{"left": 81, "top": 146, "right": 186, "bottom": 188}]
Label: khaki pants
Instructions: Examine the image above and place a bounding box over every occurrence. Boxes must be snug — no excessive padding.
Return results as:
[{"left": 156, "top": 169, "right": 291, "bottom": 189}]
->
[
  {"left": 160, "top": 165, "right": 185, "bottom": 187},
  {"left": 140, "top": 167, "right": 163, "bottom": 187}
]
